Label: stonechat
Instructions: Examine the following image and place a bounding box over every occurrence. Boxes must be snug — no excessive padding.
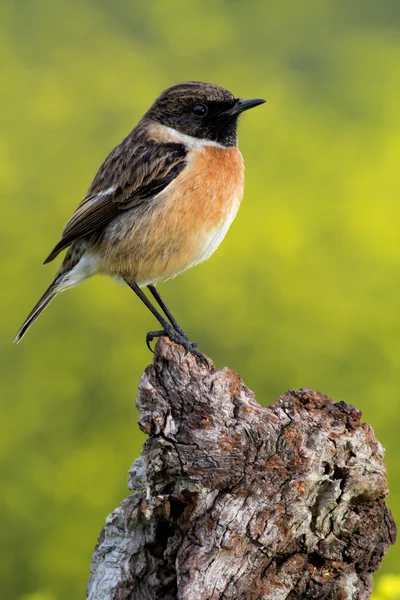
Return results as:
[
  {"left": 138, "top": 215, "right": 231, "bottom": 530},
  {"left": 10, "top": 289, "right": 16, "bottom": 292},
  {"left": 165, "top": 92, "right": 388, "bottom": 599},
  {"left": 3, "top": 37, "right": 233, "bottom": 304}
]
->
[{"left": 14, "top": 81, "right": 265, "bottom": 361}]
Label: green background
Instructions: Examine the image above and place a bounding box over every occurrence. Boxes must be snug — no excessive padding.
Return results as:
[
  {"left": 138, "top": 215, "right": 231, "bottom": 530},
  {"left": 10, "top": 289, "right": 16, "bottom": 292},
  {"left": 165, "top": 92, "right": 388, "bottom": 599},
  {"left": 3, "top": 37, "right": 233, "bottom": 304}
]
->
[{"left": 1, "top": 1, "right": 399, "bottom": 598}]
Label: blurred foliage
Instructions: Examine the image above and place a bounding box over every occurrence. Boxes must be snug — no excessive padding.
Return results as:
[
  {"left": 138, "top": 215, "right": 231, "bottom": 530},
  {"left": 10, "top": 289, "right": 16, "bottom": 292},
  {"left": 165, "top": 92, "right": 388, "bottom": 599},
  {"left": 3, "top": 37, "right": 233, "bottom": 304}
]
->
[
  {"left": 373, "top": 575, "right": 400, "bottom": 600},
  {"left": 1, "top": 0, "right": 399, "bottom": 597}
]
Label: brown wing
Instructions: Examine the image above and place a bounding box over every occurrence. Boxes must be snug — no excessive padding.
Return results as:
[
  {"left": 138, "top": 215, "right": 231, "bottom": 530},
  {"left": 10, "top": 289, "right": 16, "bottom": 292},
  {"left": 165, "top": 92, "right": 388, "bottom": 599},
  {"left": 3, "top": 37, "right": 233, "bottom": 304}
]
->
[{"left": 43, "top": 138, "right": 187, "bottom": 264}]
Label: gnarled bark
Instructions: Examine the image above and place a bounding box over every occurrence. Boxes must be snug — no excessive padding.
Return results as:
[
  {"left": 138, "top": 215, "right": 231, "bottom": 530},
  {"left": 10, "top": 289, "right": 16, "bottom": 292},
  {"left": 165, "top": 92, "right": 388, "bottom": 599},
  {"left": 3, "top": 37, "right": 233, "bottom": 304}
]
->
[{"left": 87, "top": 338, "right": 396, "bottom": 600}]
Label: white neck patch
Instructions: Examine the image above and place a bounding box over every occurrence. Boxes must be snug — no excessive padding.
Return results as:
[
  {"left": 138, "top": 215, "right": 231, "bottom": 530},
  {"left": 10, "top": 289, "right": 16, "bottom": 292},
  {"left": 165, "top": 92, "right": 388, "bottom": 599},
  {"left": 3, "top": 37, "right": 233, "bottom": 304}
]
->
[
  {"left": 163, "top": 126, "right": 225, "bottom": 149},
  {"left": 149, "top": 123, "right": 226, "bottom": 151}
]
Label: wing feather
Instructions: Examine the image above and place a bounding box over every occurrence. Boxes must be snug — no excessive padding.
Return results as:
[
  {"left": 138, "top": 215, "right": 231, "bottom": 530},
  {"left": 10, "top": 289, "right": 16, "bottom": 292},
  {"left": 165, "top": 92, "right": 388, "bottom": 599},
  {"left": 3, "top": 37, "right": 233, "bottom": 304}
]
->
[{"left": 43, "top": 139, "right": 187, "bottom": 264}]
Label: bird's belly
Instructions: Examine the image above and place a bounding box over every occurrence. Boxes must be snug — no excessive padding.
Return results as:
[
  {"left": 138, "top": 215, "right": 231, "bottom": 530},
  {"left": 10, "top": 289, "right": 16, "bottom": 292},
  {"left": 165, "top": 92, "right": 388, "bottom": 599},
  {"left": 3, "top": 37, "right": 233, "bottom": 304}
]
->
[
  {"left": 182, "top": 198, "right": 241, "bottom": 271},
  {"left": 99, "top": 146, "right": 244, "bottom": 285},
  {"left": 142, "top": 195, "right": 241, "bottom": 285}
]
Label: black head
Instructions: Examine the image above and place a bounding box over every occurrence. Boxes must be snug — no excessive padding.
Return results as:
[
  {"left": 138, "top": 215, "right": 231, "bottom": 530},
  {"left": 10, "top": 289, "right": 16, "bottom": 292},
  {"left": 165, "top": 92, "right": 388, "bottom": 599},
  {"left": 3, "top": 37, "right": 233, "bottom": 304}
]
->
[{"left": 144, "top": 81, "right": 265, "bottom": 147}]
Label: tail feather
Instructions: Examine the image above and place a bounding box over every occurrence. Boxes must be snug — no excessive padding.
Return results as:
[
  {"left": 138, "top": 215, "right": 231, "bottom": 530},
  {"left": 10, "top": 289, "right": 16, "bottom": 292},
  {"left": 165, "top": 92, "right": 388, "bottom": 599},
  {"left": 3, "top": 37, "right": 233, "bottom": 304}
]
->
[
  {"left": 14, "top": 285, "right": 57, "bottom": 343},
  {"left": 43, "top": 239, "right": 69, "bottom": 265},
  {"left": 15, "top": 243, "right": 95, "bottom": 343}
]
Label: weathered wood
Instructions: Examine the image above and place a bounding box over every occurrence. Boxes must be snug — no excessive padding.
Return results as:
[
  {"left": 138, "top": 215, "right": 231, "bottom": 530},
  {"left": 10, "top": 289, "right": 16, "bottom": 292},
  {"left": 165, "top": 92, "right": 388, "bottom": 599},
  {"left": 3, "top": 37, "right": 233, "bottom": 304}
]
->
[{"left": 87, "top": 338, "right": 396, "bottom": 600}]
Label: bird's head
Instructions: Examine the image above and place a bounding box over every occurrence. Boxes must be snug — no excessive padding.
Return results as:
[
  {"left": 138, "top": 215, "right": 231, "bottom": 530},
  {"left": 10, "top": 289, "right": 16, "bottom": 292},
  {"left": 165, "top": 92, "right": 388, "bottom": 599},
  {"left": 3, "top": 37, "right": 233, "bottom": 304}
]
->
[{"left": 144, "top": 81, "right": 266, "bottom": 147}]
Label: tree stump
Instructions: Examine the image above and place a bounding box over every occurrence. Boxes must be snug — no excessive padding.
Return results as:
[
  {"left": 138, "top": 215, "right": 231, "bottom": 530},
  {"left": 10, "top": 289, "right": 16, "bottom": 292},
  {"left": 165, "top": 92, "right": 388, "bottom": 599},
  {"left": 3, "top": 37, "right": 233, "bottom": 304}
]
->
[{"left": 87, "top": 338, "right": 396, "bottom": 600}]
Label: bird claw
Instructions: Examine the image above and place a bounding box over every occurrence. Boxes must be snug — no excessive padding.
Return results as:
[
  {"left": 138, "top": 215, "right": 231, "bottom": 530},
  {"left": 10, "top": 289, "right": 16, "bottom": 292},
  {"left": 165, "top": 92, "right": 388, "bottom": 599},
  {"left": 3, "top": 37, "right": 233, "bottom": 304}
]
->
[
  {"left": 145, "top": 327, "right": 207, "bottom": 366},
  {"left": 146, "top": 330, "right": 166, "bottom": 352}
]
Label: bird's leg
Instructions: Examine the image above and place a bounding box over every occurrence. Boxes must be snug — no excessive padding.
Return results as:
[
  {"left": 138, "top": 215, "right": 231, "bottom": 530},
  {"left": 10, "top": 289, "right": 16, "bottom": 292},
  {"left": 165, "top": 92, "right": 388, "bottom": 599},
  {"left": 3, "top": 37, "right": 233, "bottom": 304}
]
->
[
  {"left": 125, "top": 281, "right": 207, "bottom": 365},
  {"left": 147, "top": 285, "right": 197, "bottom": 347}
]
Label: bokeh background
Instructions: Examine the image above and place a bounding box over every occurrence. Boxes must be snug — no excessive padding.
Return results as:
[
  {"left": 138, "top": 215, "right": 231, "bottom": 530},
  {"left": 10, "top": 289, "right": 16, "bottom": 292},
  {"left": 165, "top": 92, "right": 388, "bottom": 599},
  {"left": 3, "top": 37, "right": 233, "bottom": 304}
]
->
[{"left": 1, "top": 0, "right": 400, "bottom": 598}]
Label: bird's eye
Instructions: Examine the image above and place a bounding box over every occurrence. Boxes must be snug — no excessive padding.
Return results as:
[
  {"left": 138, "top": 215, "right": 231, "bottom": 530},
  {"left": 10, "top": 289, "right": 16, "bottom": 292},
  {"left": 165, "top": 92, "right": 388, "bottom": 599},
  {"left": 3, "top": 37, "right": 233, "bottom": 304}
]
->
[{"left": 192, "top": 103, "right": 208, "bottom": 117}]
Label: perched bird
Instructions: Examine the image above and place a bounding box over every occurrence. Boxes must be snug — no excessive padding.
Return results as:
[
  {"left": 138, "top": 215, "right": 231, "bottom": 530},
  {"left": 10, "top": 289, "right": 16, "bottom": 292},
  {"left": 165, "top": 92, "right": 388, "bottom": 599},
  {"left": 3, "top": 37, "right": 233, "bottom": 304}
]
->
[{"left": 14, "top": 81, "right": 265, "bottom": 361}]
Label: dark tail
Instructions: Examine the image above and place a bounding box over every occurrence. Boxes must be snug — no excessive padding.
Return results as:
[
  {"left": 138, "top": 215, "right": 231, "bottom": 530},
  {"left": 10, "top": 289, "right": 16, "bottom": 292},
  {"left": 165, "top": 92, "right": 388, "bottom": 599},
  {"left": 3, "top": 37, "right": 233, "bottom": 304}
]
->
[{"left": 14, "top": 284, "right": 58, "bottom": 343}]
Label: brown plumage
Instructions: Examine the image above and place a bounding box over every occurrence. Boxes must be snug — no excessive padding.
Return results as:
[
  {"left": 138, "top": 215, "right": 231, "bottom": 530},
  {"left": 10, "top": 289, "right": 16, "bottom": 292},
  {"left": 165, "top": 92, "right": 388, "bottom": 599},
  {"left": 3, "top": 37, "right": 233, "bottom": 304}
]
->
[
  {"left": 44, "top": 138, "right": 188, "bottom": 264},
  {"left": 14, "top": 81, "right": 265, "bottom": 357}
]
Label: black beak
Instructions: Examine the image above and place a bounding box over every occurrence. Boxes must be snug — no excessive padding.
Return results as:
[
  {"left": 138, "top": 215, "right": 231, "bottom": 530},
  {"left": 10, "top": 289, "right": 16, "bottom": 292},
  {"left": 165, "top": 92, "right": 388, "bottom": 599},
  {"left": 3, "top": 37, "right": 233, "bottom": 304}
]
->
[{"left": 224, "top": 97, "right": 266, "bottom": 116}]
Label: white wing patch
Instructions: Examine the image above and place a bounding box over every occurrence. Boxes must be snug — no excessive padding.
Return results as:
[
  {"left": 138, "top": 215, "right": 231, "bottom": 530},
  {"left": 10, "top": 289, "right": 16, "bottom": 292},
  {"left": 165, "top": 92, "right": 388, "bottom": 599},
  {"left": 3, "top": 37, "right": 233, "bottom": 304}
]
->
[{"left": 87, "top": 186, "right": 116, "bottom": 204}]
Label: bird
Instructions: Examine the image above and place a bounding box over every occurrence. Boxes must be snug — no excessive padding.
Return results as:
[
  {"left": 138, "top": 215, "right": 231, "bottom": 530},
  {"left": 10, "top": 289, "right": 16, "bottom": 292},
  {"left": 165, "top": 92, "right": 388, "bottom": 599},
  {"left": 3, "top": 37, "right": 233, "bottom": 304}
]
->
[{"left": 14, "top": 81, "right": 265, "bottom": 361}]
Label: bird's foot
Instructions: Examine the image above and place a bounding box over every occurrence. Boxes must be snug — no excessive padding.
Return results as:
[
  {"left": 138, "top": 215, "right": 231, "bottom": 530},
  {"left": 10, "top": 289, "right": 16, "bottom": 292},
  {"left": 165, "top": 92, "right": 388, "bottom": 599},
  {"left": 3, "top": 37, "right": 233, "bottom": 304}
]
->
[
  {"left": 173, "top": 327, "right": 198, "bottom": 348},
  {"left": 146, "top": 326, "right": 208, "bottom": 366}
]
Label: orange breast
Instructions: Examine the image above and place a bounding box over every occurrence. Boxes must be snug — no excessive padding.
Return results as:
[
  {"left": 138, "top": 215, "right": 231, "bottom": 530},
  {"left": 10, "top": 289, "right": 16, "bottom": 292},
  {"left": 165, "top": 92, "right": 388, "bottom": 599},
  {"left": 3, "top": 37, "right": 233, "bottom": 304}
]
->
[
  {"left": 162, "top": 144, "right": 244, "bottom": 243},
  {"left": 99, "top": 145, "right": 244, "bottom": 285}
]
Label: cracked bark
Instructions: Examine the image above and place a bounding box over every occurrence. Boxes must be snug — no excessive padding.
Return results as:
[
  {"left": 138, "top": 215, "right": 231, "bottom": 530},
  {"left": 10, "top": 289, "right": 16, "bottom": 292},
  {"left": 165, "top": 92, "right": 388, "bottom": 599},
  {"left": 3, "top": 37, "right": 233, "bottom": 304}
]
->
[{"left": 87, "top": 338, "right": 396, "bottom": 600}]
